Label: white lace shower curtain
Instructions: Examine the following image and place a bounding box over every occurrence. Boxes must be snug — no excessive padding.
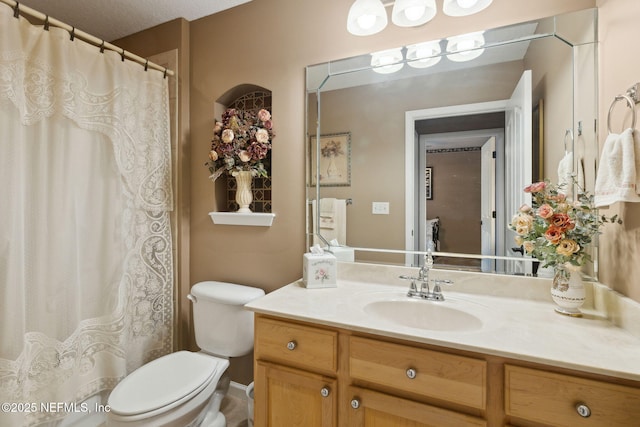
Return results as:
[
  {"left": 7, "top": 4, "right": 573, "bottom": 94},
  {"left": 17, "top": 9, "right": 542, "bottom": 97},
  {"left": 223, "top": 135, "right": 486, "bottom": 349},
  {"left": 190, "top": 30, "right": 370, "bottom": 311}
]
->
[{"left": 0, "top": 4, "right": 174, "bottom": 426}]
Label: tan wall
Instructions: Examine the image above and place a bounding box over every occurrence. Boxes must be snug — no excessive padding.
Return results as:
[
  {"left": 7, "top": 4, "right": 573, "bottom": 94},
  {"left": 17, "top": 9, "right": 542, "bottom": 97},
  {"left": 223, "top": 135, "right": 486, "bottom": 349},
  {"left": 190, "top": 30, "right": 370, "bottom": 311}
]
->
[
  {"left": 428, "top": 150, "right": 483, "bottom": 254},
  {"left": 596, "top": 0, "right": 640, "bottom": 302}
]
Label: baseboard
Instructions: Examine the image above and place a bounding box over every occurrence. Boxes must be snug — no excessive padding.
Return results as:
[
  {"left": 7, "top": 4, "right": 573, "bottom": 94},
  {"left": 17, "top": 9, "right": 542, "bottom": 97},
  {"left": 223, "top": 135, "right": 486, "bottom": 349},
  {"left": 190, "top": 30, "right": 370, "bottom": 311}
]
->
[{"left": 228, "top": 381, "right": 249, "bottom": 401}]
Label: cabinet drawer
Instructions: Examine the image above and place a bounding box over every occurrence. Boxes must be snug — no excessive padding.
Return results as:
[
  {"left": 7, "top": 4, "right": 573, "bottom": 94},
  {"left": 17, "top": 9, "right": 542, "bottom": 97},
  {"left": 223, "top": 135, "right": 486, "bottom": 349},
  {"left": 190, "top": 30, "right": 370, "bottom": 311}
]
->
[
  {"left": 255, "top": 317, "right": 338, "bottom": 374},
  {"left": 347, "top": 385, "right": 487, "bottom": 427},
  {"left": 505, "top": 365, "right": 640, "bottom": 426},
  {"left": 349, "top": 336, "right": 486, "bottom": 410}
]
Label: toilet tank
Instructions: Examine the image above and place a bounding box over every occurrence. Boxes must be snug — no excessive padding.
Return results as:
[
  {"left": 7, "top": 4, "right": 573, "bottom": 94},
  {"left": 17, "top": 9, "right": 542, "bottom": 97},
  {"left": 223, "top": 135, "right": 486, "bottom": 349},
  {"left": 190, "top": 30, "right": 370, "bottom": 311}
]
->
[{"left": 189, "top": 281, "right": 265, "bottom": 357}]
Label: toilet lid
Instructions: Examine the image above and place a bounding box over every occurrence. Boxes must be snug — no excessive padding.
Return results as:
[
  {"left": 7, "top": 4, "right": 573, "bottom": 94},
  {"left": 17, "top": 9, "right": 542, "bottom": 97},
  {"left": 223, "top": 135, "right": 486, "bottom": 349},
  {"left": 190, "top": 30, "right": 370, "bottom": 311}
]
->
[{"left": 108, "top": 351, "right": 225, "bottom": 416}]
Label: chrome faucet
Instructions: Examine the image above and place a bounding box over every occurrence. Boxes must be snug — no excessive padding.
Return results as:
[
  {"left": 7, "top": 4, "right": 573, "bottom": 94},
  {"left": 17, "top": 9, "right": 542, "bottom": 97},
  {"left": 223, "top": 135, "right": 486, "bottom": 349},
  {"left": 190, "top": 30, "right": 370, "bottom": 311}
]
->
[{"left": 399, "top": 249, "right": 453, "bottom": 301}]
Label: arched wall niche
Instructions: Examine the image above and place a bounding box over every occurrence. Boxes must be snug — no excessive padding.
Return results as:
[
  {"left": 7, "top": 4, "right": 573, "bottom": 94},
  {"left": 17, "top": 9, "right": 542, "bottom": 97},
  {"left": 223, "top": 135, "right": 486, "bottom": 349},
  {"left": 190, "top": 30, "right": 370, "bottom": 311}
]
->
[{"left": 214, "top": 84, "right": 273, "bottom": 213}]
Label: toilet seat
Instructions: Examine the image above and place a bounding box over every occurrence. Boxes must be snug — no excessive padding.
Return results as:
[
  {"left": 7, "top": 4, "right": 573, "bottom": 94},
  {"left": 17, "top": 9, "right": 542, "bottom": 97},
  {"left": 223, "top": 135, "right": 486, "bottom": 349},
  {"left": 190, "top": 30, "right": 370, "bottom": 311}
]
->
[{"left": 108, "top": 351, "right": 227, "bottom": 421}]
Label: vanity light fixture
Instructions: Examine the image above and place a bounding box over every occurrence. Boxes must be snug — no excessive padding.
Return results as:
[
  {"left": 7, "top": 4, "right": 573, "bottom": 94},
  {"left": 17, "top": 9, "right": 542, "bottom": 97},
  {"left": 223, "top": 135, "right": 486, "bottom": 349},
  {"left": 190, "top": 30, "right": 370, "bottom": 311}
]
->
[
  {"left": 442, "top": 0, "right": 493, "bottom": 17},
  {"left": 446, "top": 31, "right": 485, "bottom": 62},
  {"left": 348, "top": 0, "right": 492, "bottom": 36},
  {"left": 371, "top": 48, "right": 404, "bottom": 74},
  {"left": 392, "top": 0, "right": 436, "bottom": 28},
  {"left": 347, "top": 0, "right": 388, "bottom": 36},
  {"left": 406, "top": 40, "right": 442, "bottom": 68}
]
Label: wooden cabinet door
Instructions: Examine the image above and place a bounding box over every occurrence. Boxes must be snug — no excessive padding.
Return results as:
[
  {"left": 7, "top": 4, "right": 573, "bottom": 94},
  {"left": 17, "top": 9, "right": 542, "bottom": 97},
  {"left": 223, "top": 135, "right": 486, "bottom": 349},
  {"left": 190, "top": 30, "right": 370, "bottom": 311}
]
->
[
  {"left": 346, "top": 386, "right": 486, "bottom": 427},
  {"left": 255, "top": 361, "right": 337, "bottom": 427}
]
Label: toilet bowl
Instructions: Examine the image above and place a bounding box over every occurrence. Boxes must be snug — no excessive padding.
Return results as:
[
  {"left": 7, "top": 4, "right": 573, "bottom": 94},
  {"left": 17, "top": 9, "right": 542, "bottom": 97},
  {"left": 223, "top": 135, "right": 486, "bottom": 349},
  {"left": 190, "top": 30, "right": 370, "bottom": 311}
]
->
[{"left": 107, "top": 282, "right": 265, "bottom": 426}]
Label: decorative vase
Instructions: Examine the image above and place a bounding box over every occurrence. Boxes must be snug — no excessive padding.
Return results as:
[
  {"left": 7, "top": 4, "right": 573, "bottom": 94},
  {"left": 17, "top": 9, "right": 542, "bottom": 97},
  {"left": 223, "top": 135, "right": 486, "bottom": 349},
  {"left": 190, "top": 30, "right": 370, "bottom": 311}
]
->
[
  {"left": 550, "top": 265, "right": 585, "bottom": 317},
  {"left": 232, "top": 170, "right": 254, "bottom": 213},
  {"left": 326, "top": 157, "right": 339, "bottom": 178}
]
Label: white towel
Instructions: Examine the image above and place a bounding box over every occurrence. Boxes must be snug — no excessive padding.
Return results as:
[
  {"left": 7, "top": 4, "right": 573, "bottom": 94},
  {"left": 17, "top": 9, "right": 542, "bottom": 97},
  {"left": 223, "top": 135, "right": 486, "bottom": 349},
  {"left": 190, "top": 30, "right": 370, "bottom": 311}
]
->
[
  {"left": 557, "top": 151, "right": 585, "bottom": 199},
  {"left": 594, "top": 128, "right": 640, "bottom": 207},
  {"left": 312, "top": 199, "right": 347, "bottom": 245},
  {"left": 319, "top": 198, "right": 336, "bottom": 229},
  {"left": 557, "top": 151, "right": 574, "bottom": 192}
]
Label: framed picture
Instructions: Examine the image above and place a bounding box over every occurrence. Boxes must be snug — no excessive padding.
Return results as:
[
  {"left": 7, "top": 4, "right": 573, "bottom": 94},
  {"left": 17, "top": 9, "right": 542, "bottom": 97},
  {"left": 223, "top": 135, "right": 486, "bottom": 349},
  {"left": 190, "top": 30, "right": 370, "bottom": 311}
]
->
[
  {"left": 425, "top": 166, "right": 433, "bottom": 200},
  {"left": 310, "top": 132, "right": 351, "bottom": 186}
]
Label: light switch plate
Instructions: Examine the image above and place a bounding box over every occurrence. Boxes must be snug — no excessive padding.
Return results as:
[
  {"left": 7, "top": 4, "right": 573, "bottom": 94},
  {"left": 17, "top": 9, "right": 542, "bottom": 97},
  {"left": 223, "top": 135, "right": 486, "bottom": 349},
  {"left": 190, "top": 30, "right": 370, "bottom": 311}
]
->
[{"left": 372, "top": 202, "right": 389, "bottom": 215}]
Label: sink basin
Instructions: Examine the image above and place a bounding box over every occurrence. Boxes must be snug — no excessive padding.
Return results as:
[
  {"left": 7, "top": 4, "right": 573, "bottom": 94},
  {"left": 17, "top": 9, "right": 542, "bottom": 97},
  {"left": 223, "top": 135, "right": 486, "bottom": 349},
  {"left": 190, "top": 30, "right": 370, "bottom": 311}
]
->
[{"left": 363, "top": 299, "right": 484, "bottom": 332}]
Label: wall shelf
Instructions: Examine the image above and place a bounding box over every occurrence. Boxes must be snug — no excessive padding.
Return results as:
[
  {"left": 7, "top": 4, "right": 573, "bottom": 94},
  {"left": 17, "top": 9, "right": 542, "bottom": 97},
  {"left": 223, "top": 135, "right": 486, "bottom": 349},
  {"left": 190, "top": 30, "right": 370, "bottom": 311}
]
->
[{"left": 209, "top": 212, "right": 275, "bottom": 227}]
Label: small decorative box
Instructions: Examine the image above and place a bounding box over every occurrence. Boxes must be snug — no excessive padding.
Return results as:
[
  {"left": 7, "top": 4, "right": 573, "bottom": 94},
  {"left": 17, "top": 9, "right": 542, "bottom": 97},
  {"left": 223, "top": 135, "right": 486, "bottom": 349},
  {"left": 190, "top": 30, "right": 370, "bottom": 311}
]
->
[{"left": 302, "top": 248, "right": 337, "bottom": 288}]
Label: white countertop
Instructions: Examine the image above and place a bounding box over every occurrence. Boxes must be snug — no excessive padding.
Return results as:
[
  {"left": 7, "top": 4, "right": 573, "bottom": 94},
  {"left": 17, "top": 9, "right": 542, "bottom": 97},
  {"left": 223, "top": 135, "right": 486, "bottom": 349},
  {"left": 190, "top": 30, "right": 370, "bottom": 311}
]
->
[{"left": 246, "top": 266, "right": 640, "bottom": 382}]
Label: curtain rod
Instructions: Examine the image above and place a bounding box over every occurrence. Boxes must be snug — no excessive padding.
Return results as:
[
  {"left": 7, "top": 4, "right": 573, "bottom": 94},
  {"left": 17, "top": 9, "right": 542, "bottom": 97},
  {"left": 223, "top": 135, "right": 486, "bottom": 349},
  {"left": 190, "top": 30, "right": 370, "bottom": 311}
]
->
[{"left": 1, "top": 0, "right": 175, "bottom": 77}]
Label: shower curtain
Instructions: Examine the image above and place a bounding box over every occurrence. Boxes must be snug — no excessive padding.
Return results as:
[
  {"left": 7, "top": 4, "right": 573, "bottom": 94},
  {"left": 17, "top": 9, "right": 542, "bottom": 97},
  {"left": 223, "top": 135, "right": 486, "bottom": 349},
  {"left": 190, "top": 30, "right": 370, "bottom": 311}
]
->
[{"left": 0, "top": 4, "right": 174, "bottom": 426}]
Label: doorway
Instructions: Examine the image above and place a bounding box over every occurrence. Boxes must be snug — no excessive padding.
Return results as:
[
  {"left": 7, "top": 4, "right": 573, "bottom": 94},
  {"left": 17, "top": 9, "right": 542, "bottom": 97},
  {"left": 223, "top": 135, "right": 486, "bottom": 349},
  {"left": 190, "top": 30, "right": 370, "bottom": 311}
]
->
[{"left": 418, "top": 129, "right": 504, "bottom": 272}]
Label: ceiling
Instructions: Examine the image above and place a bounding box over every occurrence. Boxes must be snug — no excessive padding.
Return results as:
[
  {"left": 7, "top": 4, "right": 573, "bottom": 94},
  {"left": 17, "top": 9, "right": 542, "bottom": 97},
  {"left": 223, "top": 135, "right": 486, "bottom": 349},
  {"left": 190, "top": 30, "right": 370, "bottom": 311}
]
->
[{"left": 17, "top": 0, "right": 251, "bottom": 42}]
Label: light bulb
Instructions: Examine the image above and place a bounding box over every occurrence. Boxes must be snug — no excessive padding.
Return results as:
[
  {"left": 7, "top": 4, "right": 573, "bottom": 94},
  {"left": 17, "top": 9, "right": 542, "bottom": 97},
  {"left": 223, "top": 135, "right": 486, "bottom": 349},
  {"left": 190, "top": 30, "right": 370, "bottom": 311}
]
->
[
  {"left": 457, "top": 39, "right": 475, "bottom": 51},
  {"left": 404, "top": 6, "right": 426, "bottom": 22},
  {"left": 456, "top": 0, "right": 479, "bottom": 8},
  {"left": 357, "top": 13, "right": 377, "bottom": 30}
]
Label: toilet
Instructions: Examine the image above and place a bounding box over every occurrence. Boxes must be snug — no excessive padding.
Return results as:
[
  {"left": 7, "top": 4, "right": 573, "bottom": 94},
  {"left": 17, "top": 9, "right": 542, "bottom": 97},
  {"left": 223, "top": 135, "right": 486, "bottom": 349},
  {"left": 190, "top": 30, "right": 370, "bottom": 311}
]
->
[{"left": 107, "top": 281, "right": 265, "bottom": 427}]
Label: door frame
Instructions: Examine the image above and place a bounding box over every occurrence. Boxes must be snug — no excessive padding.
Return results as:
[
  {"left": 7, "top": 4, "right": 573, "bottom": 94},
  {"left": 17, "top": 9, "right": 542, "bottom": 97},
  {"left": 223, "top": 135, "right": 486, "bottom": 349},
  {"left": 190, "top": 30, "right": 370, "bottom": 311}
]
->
[{"left": 404, "top": 100, "right": 508, "bottom": 266}]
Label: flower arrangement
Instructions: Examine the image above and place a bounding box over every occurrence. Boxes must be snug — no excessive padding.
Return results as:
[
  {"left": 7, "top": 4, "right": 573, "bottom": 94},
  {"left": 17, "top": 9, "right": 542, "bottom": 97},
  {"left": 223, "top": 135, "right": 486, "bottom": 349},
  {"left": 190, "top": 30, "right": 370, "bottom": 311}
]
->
[
  {"left": 206, "top": 108, "right": 274, "bottom": 181},
  {"left": 321, "top": 139, "right": 344, "bottom": 158},
  {"left": 510, "top": 180, "right": 620, "bottom": 269}
]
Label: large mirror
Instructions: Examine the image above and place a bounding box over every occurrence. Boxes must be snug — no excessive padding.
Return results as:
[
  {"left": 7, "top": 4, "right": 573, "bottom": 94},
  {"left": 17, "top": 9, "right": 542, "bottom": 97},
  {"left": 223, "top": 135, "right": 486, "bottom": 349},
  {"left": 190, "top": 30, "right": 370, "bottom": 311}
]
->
[{"left": 306, "top": 9, "right": 599, "bottom": 277}]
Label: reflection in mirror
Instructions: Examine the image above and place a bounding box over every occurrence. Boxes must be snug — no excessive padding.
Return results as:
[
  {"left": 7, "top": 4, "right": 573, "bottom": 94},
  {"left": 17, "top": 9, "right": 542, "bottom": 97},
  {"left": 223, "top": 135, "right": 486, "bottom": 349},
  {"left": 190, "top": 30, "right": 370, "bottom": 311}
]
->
[{"left": 306, "top": 9, "right": 598, "bottom": 278}]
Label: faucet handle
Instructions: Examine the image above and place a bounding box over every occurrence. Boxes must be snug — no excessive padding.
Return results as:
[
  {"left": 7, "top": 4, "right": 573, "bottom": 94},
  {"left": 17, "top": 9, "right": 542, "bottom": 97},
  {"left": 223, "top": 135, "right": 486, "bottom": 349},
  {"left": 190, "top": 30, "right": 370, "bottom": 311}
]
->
[
  {"left": 431, "top": 279, "right": 453, "bottom": 301},
  {"left": 434, "top": 279, "right": 453, "bottom": 287}
]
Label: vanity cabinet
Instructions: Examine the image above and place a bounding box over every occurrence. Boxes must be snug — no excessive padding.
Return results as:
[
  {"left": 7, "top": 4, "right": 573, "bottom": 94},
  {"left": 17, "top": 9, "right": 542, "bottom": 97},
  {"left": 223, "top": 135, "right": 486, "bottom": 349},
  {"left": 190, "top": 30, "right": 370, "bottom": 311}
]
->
[
  {"left": 505, "top": 365, "right": 640, "bottom": 426},
  {"left": 255, "top": 361, "right": 337, "bottom": 427},
  {"left": 254, "top": 315, "right": 487, "bottom": 426},
  {"left": 254, "top": 317, "right": 339, "bottom": 426},
  {"left": 349, "top": 336, "right": 486, "bottom": 411},
  {"left": 253, "top": 314, "right": 640, "bottom": 427},
  {"left": 346, "top": 385, "right": 486, "bottom": 427}
]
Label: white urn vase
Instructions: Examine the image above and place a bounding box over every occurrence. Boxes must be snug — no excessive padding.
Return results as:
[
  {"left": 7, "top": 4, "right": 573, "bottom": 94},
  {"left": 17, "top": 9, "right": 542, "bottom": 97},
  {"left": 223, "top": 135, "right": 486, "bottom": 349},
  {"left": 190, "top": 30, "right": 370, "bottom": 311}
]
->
[
  {"left": 550, "top": 265, "right": 585, "bottom": 317},
  {"left": 232, "top": 170, "right": 254, "bottom": 213}
]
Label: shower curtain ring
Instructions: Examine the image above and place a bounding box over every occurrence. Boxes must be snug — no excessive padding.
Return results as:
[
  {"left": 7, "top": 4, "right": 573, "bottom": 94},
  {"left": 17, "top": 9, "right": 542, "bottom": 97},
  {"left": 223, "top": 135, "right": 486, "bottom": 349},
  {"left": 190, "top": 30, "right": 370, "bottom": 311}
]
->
[
  {"left": 144, "top": 60, "right": 149, "bottom": 71},
  {"left": 99, "top": 41, "right": 105, "bottom": 53},
  {"left": 70, "top": 26, "right": 75, "bottom": 41},
  {"left": 44, "top": 15, "right": 50, "bottom": 31},
  {"left": 13, "top": 2, "right": 19, "bottom": 18},
  {"left": 121, "top": 49, "right": 126, "bottom": 62},
  {"left": 163, "top": 68, "right": 168, "bottom": 79}
]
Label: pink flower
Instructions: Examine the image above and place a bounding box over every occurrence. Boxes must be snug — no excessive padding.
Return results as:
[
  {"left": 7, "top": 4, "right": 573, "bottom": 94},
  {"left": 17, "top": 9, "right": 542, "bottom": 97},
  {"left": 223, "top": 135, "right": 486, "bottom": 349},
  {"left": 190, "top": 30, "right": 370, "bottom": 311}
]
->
[
  {"left": 524, "top": 181, "right": 546, "bottom": 193},
  {"left": 519, "top": 204, "right": 532, "bottom": 213},
  {"left": 550, "top": 213, "right": 575, "bottom": 230},
  {"left": 537, "top": 204, "right": 554, "bottom": 219},
  {"left": 257, "top": 109, "right": 271, "bottom": 122}
]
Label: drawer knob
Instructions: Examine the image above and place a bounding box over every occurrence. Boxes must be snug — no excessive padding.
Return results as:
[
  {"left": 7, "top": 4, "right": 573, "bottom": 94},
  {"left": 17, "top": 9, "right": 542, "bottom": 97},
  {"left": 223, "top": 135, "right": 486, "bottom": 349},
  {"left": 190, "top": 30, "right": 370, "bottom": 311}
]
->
[
  {"left": 576, "top": 403, "right": 591, "bottom": 418},
  {"left": 406, "top": 368, "right": 417, "bottom": 379},
  {"left": 350, "top": 399, "right": 360, "bottom": 409},
  {"left": 320, "top": 387, "right": 330, "bottom": 397},
  {"left": 286, "top": 340, "right": 297, "bottom": 351}
]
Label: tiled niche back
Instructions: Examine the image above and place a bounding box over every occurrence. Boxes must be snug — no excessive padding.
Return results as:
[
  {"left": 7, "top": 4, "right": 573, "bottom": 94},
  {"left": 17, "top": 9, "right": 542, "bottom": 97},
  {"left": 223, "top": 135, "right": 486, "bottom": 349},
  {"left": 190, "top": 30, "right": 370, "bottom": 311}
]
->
[{"left": 226, "top": 91, "right": 272, "bottom": 213}]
